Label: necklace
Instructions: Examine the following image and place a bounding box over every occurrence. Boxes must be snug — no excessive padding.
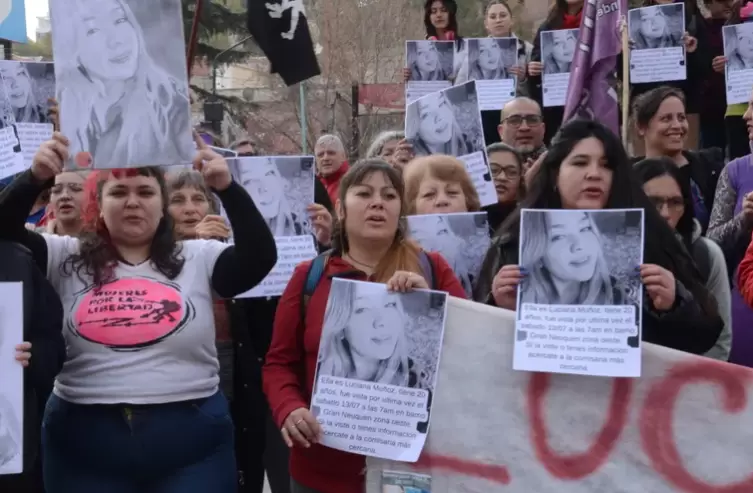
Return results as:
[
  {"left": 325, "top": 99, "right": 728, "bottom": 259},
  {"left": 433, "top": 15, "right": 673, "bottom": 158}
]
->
[{"left": 345, "top": 253, "right": 377, "bottom": 270}]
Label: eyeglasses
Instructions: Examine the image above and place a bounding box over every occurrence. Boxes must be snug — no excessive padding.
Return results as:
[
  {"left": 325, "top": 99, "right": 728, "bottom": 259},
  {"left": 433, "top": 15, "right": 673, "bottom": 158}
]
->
[
  {"left": 502, "top": 114, "right": 543, "bottom": 128},
  {"left": 490, "top": 164, "right": 520, "bottom": 179},
  {"left": 648, "top": 196, "right": 685, "bottom": 211}
]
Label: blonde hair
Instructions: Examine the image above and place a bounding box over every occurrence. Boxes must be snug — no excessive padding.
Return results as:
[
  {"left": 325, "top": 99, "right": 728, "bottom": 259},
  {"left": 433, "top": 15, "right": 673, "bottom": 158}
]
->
[{"left": 403, "top": 155, "right": 481, "bottom": 214}]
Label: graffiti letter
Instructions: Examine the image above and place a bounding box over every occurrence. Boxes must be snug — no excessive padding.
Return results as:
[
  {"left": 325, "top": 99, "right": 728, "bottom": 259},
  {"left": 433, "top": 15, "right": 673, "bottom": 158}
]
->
[
  {"left": 640, "top": 360, "right": 753, "bottom": 493},
  {"left": 528, "top": 373, "right": 632, "bottom": 479}
]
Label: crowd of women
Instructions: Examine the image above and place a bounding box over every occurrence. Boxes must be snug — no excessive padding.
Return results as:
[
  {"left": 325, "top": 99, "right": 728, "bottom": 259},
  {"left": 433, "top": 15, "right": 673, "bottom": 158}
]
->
[{"left": 1, "top": 0, "right": 753, "bottom": 492}]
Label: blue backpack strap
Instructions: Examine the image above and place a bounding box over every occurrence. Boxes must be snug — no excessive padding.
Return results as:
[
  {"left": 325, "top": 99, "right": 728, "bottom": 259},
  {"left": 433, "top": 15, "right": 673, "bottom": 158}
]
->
[
  {"left": 418, "top": 251, "right": 436, "bottom": 290},
  {"left": 300, "top": 250, "right": 331, "bottom": 323}
]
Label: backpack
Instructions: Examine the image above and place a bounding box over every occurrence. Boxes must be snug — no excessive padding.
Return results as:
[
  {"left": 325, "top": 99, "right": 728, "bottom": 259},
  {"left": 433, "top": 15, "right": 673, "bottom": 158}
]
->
[{"left": 300, "top": 250, "right": 437, "bottom": 323}]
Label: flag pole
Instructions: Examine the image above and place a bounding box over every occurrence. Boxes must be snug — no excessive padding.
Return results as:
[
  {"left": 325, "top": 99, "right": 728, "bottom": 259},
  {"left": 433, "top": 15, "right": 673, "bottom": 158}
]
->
[
  {"left": 621, "top": 15, "right": 629, "bottom": 146},
  {"left": 186, "top": 0, "right": 205, "bottom": 79}
]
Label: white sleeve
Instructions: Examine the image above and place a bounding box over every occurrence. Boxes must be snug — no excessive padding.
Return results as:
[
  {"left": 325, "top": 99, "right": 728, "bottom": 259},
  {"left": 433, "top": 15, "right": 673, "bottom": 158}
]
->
[
  {"left": 181, "top": 239, "right": 231, "bottom": 281},
  {"left": 42, "top": 234, "right": 80, "bottom": 289}
]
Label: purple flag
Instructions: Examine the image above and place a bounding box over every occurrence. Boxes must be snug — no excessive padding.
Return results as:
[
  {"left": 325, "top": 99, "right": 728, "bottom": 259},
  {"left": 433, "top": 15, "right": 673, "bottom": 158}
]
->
[{"left": 563, "top": 0, "right": 627, "bottom": 136}]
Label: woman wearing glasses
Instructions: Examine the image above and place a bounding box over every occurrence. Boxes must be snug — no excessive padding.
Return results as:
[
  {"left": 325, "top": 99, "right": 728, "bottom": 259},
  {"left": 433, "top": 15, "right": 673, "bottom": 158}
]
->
[{"left": 634, "top": 157, "right": 732, "bottom": 361}]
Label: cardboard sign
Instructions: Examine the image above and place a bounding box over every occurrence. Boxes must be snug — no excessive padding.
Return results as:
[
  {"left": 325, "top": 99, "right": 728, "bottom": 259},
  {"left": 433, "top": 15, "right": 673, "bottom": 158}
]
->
[{"left": 365, "top": 297, "right": 753, "bottom": 492}]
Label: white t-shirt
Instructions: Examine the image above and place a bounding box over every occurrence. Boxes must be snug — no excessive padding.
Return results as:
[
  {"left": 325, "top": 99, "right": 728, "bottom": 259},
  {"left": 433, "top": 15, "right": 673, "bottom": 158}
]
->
[{"left": 44, "top": 234, "right": 230, "bottom": 404}]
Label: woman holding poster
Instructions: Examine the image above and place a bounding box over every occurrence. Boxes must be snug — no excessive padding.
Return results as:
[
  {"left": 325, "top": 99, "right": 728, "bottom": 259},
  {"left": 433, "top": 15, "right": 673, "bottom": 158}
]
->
[
  {"left": 474, "top": 119, "right": 724, "bottom": 357},
  {"left": 263, "top": 159, "right": 465, "bottom": 493}
]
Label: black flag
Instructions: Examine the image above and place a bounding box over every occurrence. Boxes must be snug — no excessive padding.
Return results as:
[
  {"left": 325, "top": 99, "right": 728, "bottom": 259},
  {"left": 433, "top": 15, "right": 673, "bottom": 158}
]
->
[{"left": 246, "top": 0, "right": 321, "bottom": 86}]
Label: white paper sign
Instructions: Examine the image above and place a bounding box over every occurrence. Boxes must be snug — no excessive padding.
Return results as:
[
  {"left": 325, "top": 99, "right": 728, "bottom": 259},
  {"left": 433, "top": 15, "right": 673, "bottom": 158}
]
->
[
  {"left": 405, "top": 81, "right": 495, "bottom": 207},
  {"left": 513, "top": 209, "right": 645, "bottom": 377},
  {"left": 723, "top": 23, "right": 753, "bottom": 104},
  {"left": 0, "top": 282, "right": 24, "bottom": 476},
  {"left": 628, "top": 4, "right": 686, "bottom": 84},
  {"left": 0, "top": 126, "right": 23, "bottom": 181},
  {"left": 17, "top": 122, "right": 53, "bottom": 169},
  {"left": 235, "top": 235, "right": 317, "bottom": 298},
  {"left": 311, "top": 279, "right": 449, "bottom": 462},
  {"left": 407, "top": 212, "right": 490, "bottom": 298},
  {"left": 405, "top": 40, "right": 455, "bottom": 104},
  {"left": 540, "top": 29, "right": 579, "bottom": 108},
  {"left": 466, "top": 37, "right": 518, "bottom": 111}
]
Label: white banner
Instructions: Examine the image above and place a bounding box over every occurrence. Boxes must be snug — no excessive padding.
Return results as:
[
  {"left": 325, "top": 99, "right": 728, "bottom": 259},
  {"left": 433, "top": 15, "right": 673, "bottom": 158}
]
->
[{"left": 365, "top": 297, "right": 753, "bottom": 492}]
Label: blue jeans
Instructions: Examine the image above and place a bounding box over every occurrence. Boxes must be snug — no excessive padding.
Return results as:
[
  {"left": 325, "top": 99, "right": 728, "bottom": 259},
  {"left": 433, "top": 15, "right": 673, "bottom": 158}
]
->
[{"left": 42, "top": 391, "right": 236, "bottom": 493}]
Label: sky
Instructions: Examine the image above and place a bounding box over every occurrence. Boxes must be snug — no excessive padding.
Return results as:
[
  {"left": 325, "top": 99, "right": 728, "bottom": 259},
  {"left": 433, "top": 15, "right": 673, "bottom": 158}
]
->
[{"left": 24, "top": 0, "right": 49, "bottom": 41}]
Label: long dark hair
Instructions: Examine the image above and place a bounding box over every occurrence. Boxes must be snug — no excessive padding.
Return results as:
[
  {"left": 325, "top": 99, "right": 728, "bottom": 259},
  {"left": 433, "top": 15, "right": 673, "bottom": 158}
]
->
[
  {"left": 633, "top": 157, "right": 695, "bottom": 250},
  {"left": 331, "top": 159, "right": 423, "bottom": 283},
  {"left": 424, "top": 0, "right": 460, "bottom": 38},
  {"left": 62, "top": 167, "right": 184, "bottom": 286},
  {"left": 499, "top": 119, "right": 717, "bottom": 316}
]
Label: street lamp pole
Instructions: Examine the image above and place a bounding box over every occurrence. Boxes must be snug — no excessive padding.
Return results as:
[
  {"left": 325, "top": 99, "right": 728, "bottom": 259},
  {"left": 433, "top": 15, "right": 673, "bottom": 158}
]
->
[{"left": 212, "top": 35, "right": 253, "bottom": 97}]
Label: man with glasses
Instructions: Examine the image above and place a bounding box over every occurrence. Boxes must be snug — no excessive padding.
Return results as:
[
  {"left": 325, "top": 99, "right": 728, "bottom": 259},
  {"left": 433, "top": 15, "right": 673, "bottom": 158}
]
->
[{"left": 497, "top": 97, "right": 547, "bottom": 170}]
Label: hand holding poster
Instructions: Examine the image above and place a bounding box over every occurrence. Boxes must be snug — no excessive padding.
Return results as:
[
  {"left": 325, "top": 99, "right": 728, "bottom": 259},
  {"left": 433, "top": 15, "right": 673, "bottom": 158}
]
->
[
  {"left": 514, "top": 209, "right": 644, "bottom": 377},
  {"left": 541, "top": 29, "right": 579, "bottom": 108},
  {"left": 628, "top": 4, "right": 686, "bottom": 84},
  {"left": 365, "top": 296, "right": 753, "bottom": 492},
  {"left": 0, "top": 283, "right": 23, "bottom": 475},
  {"left": 405, "top": 81, "right": 496, "bottom": 207},
  {"left": 407, "top": 213, "right": 490, "bottom": 298},
  {"left": 723, "top": 23, "right": 753, "bottom": 104},
  {"left": 405, "top": 41, "right": 455, "bottom": 104},
  {"left": 466, "top": 38, "right": 518, "bottom": 110},
  {"left": 311, "top": 279, "right": 449, "bottom": 462}
]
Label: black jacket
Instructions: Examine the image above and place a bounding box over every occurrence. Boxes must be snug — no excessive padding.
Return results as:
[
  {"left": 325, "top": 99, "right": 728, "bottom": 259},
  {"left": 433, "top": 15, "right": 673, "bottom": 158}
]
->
[
  {"left": 0, "top": 241, "right": 64, "bottom": 478},
  {"left": 225, "top": 176, "right": 333, "bottom": 492}
]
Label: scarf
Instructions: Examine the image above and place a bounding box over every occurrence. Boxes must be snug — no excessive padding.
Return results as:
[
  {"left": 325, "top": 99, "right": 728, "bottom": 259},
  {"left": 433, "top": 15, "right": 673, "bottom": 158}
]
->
[
  {"left": 562, "top": 10, "right": 583, "bottom": 30},
  {"left": 428, "top": 30, "right": 456, "bottom": 41}
]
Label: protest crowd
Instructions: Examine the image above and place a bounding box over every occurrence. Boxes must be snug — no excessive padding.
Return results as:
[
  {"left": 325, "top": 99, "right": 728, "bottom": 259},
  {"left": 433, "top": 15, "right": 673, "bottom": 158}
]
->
[{"left": 1, "top": 0, "right": 753, "bottom": 491}]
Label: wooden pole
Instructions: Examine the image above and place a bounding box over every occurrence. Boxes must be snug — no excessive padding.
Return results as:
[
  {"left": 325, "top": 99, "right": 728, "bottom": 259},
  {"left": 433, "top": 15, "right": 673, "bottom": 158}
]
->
[
  {"left": 186, "top": 0, "right": 204, "bottom": 79},
  {"left": 621, "top": 15, "right": 629, "bottom": 146}
]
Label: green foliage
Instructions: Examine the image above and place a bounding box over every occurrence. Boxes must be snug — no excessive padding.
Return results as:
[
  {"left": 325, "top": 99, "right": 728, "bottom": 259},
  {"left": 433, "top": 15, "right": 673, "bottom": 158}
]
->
[
  {"left": 182, "top": 0, "right": 254, "bottom": 64},
  {"left": 12, "top": 35, "right": 53, "bottom": 60}
]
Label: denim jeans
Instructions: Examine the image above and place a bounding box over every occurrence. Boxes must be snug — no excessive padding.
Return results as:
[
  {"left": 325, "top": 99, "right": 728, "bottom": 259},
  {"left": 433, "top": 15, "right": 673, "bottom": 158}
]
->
[{"left": 42, "top": 391, "right": 236, "bottom": 493}]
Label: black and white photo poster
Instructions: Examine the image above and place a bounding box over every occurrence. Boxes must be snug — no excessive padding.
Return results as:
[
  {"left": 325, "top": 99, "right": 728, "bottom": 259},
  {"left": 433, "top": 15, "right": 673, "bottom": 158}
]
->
[
  {"left": 723, "top": 23, "right": 753, "bottom": 104},
  {"left": 49, "top": 0, "right": 195, "bottom": 169},
  {"left": 405, "top": 81, "right": 496, "bottom": 207},
  {"left": 0, "top": 61, "right": 54, "bottom": 169},
  {"left": 540, "top": 29, "right": 578, "bottom": 108},
  {"left": 405, "top": 40, "right": 454, "bottom": 104},
  {"left": 311, "top": 279, "right": 448, "bottom": 462},
  {"left": 0, "top": 75, "right": 22, "bottom": 181},
  {"left": 231, "top": 156, "right": 318, "bottom": 298},
  {"left": 466, "top": 37, "right": 518, "bottom": 111},
  {"left": 0, "top": 283, "right": 23, "bottom": 475},
  {"left": 407, "top": 212, "right": 490, "bottom": 298},
  {"left": 513, "top": 209, "right": 644, "bottom": 378},
  {"left": 628, "top": 4, "right": 686, "bottom": 84}
]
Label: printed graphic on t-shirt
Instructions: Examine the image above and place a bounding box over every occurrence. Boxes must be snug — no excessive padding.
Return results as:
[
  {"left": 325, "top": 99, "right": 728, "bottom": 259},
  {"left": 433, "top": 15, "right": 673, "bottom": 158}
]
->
[{"left": 68, "top": 277, "right": 195, "bottom": 350}]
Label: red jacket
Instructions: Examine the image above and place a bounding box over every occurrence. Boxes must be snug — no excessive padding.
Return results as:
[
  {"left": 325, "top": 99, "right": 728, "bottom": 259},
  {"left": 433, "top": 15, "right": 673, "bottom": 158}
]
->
[
  {"left": 319, "top": 162, "right": 349, "bottom": 206},
  {"left": 263, "top": 252, "right": 466, "bottom": 492},
  {"left": 738, "top": 233, "right": 753, "bottom": 307}
]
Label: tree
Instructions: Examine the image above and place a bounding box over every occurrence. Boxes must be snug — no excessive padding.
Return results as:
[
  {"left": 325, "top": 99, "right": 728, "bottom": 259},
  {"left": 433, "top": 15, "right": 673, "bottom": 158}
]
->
[
  {"left": 12, "top": 36, "right": 52, "bottom": 60},
  {"left": 182, "top": 0, "right": 252, "bottom": 65}
]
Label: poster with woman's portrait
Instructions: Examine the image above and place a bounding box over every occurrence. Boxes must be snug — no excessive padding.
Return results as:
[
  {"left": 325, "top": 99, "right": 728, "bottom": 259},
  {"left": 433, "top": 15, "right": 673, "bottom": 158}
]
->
[
  {"left": 466, "top": 37, "right": 518, "bottom": 111},
  {"left": 405, "top": 80, "right": 496, "bottom": 207},
  {"left": 513, "top": 209, "right": 645, "bottom": 378},
  {"left": 407, "top": 212, "right": 490, "bottom": 298},
  {"left": 311, "top": 279, "right": 448, "bottom": 462},
  {"left": 0, "top": 283, "right": 24, "bottom": 475},
  {"left": 0, "top": 61, "right": 55, "bottom": 170},
  {"left": 405, "top": 40, "right": 455, "bottom": 104},
  {"left": 0, "top": 70, "right": 23, "bottom": 181},
  {"left": 49, "top": 0, "right": 195, "bottom": 169},
  {"left": 723, "top": 23, "right": 753, "bottom": 104},
  {"left": 231, "top": 156, "right": 318, "bottom": 299},
  {"left": 540, "top": 29, "right": 579, "bottom": 107},
  {"left": 628, "top": 4, "right": 686, "bottom": 84}
]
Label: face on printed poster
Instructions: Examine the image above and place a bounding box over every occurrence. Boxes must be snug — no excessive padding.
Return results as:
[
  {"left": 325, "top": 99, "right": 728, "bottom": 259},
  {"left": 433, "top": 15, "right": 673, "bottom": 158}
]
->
[{"left": 365, "top": 297, "right": 753, "bottom": 492}]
